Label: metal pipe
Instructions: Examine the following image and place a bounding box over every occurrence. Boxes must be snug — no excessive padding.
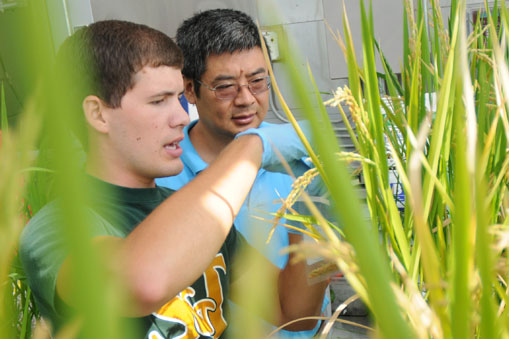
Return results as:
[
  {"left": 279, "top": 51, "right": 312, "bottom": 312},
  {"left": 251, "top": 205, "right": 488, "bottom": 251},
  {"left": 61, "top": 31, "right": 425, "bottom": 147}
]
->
[
  {"left": 269, "top": 85, "right": 289, "bottom": 122},
  {"left": 61, "top": 0, "right": 73, "bottom": 36}
]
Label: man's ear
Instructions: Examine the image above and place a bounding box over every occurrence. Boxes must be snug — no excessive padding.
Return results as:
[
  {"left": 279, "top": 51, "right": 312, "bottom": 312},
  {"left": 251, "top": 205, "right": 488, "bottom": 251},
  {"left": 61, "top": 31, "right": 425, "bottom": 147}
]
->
[
  {"left": 184, "top": 77, "right": 198, "bottom": 104},
  {"left": 83, "top": 95, "right": 109, "bottom": 134}
]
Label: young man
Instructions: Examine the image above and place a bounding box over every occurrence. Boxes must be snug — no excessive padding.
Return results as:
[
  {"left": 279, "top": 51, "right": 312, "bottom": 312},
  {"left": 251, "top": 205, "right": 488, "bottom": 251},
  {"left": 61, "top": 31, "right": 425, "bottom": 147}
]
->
[
  {"left": 156, "top": 9, "right": 329, "bottom": 337},
  {"left": 19, "top": 20, "right": 327, "bottom": 338}
]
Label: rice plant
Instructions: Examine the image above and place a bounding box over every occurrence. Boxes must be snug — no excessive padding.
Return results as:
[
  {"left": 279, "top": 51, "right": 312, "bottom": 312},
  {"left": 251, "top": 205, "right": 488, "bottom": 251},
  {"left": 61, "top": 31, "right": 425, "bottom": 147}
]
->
[
  {"left": 2, "top": 0, "right": 509, "bottom": 338},
  {"left": 0, "top": 80, "right": 41, "bottom": 338},
  {"left": 1, "top": 5, "right": 136, "bottom": 337},
  {"left": 263, "top": 0, "right": 509, "bottom": 338}
]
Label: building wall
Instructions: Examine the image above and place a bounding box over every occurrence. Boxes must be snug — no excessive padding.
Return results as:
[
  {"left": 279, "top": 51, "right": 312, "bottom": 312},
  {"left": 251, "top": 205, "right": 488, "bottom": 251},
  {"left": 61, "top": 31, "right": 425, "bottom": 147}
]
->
[{"left": 0, "top": 0, "right": 506, "bottom": 126}]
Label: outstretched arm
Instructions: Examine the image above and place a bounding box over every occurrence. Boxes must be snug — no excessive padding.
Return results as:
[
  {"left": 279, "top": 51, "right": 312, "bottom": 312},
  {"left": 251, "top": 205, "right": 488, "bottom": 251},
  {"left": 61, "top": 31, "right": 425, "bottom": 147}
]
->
[{"left": 57, "top": 134, "right": 263, "bottom": 315}]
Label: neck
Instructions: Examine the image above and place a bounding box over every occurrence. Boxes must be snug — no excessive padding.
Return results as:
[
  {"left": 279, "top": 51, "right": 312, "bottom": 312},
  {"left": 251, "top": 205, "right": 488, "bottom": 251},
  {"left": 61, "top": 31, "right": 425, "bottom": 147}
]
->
[
  {"left": 189, "top": 121, "right": 234, "bottom": 164},
  {"left": 86, "top": 142, "right": 155, "bottom": 188}
]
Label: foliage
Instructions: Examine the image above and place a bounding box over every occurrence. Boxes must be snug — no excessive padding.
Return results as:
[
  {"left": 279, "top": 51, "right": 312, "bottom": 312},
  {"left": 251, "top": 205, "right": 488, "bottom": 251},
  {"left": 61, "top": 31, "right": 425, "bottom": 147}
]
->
[
  {"left": 266, "top": 0, "right": 509, "bottom": 338},
  {"left": 2, "top": 0, "right": 509, "bottom": 338},
  {"left": 0, "top": 4, "right": 135, "bottom": 337},
  {"left": 0, "top": 83, "right": 41, "bottom": 338}
]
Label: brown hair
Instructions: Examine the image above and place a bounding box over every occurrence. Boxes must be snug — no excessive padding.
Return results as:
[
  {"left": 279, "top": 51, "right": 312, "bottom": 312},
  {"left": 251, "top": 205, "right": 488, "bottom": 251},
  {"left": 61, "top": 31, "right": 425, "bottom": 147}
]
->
[{"left": 53, "top": 20, "right": 183, "bottom": 148}]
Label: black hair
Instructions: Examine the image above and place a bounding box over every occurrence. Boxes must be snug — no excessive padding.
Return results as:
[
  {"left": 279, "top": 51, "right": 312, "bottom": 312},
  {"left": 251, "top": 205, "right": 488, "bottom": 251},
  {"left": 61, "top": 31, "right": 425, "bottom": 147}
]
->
[{"left": 176, "top": 9, "right": 260, "bottom": 97}]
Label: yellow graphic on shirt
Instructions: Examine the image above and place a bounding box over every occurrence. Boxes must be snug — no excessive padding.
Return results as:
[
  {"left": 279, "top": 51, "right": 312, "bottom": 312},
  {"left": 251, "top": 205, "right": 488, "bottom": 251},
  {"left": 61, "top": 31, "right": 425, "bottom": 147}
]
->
[{"left": 152, "top": 254, "right": 227, "bottom": 338}]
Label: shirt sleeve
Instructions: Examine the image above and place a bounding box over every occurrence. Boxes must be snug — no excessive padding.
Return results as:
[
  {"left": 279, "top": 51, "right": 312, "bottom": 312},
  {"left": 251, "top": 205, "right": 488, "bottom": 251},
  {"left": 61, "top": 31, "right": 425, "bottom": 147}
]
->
[{"left": 18, "top": 201, "right": 118, "bottom": 328}]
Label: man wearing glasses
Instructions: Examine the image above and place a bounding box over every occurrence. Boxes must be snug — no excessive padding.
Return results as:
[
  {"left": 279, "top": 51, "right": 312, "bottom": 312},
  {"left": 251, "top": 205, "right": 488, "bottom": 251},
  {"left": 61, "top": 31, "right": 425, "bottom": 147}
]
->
[{"left": 156, "top": 9, "right": 328, "bottom": 337}]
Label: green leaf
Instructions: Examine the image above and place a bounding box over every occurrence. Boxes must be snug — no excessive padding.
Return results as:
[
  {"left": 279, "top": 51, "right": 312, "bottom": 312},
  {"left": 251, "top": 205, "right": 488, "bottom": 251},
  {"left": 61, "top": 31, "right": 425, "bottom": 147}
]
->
[{"left": 1, "top": 82, "right": 8, "bottom": 132}]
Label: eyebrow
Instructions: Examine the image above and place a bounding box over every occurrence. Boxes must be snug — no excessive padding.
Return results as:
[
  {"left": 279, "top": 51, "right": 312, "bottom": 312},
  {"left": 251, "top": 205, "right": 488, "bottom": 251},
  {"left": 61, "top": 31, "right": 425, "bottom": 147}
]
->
[
  {"left": 148, "top": 91, "right": 179, "bottom": 99},
  {"left": 212, "top": 68, "right": 267, "bottom": 82},
  {"left": 247, "top": 68, "right": 267, "bottom": 77}
]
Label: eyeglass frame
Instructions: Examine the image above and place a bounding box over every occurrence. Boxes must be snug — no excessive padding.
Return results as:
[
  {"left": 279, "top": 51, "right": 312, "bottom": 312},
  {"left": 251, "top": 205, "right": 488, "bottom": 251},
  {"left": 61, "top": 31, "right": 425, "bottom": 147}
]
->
[{"left": 195, "top": 75, "right": 271, "bottom": 100}]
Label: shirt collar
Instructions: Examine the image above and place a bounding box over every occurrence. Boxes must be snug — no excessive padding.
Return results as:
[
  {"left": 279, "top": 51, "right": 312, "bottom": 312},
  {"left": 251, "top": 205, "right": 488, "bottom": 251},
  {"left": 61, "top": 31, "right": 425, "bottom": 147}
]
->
[
  {"left": 181, "top": 120, "right": 271, "bottom": 176},
  {"left": 179, "top": 120, "right": 209, "bottom": 175}
]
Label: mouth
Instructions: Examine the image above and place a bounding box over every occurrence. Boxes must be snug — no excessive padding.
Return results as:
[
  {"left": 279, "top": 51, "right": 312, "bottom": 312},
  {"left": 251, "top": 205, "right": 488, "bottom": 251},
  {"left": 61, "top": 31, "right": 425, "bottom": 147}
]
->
[
  {"left": 163, "top": 136, "right": 184, "bottom": 156},
  {"left": 164, "top": 142, "right": 178, "bottom": 150},
  {"left": 232, "top": 113, "right": 256, "bottom": 125}
]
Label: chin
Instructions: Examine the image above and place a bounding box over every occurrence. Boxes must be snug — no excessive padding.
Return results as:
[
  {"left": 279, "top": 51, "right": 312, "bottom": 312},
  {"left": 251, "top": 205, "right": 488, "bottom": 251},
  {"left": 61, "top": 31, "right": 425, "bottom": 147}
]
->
[
  {"left": 160, "top": 161, "right": 184, "bottom": 178},
  {"left": 235, "top": 124, "right": 258, "bottom": 135},
  {"left": 169, "top": 165, "right": 184, "bottom": 177}
]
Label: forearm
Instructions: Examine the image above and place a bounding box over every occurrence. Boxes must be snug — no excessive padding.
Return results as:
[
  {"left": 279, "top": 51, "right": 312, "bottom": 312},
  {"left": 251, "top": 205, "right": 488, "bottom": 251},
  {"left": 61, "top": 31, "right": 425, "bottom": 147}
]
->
[{"left": 277, "top": 234, "right": 328, "bottom": 331}]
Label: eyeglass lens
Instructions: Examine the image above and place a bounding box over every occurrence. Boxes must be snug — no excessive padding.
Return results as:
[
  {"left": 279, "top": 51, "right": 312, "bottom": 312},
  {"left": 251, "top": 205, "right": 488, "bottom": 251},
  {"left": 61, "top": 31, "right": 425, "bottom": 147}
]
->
[{"left": 215, "top": 77, "right": 270, "bottom": 99}]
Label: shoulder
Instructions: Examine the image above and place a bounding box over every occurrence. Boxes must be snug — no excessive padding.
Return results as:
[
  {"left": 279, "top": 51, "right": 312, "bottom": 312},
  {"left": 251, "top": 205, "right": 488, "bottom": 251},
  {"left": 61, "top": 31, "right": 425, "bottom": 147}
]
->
[
  {"left": 20, "top": 200, "right": 118, "bottom": 256},
  {"left": 20, "top": 201, "right": 61, "bottom": 249}
]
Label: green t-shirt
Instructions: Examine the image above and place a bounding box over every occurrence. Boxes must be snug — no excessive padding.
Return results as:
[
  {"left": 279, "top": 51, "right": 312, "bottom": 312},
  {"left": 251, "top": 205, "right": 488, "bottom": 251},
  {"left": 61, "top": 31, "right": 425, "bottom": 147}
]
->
[{"left": 19, "top": 176, "right": 243, "bottom": 338}]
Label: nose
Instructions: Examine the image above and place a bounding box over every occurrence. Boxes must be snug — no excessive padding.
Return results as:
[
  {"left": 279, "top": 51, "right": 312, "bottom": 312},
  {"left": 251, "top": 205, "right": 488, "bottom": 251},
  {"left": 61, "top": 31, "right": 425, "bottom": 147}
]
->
[
  {"left": 233, "top": 84, "right": 256, "bottom": 106},
  {"left": 170, "top": 99, "right": 190, "bottom": 128}
]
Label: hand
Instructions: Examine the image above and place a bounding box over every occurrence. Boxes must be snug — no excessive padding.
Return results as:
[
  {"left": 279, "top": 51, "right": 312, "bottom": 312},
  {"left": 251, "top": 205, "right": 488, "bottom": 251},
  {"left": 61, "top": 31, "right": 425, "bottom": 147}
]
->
[
  {"left": 235, "top": 121, "right": 312, "bottom": 174},
  {"left": 237, "top": 122, "right": 332, "bottom": 235},
  {"left": 236, "top": 121, "right": 328, "bottom": 197}
]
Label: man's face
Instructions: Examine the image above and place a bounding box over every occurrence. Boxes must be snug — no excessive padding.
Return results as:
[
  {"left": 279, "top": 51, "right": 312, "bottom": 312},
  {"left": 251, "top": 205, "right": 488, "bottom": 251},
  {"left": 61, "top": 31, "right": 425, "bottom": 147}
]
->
[
  {"left": 103, "top": 66, "right": 189, "bottom": 187},
  {"left": 186, "top": 47, "right": 269, "bottom": 140}
]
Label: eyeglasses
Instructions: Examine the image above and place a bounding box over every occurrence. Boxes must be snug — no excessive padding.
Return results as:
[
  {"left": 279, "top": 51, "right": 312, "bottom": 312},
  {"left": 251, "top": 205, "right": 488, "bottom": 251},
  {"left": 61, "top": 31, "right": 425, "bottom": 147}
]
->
[{"left": 196, "top": 76, "right": 271, "bottom": 100}]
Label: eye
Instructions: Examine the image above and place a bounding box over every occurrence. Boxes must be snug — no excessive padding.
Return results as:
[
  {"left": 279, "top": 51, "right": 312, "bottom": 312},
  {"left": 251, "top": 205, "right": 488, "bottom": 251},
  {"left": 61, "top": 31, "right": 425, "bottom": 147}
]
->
[
  {"left": 249, "top": 77, "right": 269, "bottom": 92},
  {"left": 250, "top": 77, "right": 266, "bottom": 84},
  {"left": 150, "top": 98, "right": 165, "bottom": 105},
  {"left": 214, "top": 83, "right": 235, "bottom": 91}
]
